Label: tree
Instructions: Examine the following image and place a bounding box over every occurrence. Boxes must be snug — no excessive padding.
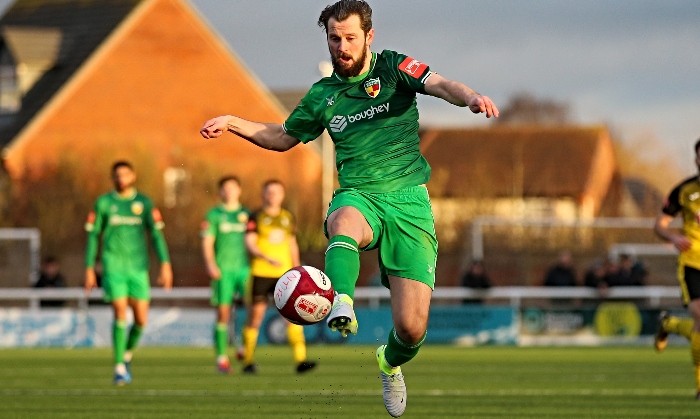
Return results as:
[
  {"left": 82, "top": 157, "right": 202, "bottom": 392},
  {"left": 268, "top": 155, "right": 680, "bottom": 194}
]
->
[{"left": 494, "top": 92, "right": 571, "bottom": 126}]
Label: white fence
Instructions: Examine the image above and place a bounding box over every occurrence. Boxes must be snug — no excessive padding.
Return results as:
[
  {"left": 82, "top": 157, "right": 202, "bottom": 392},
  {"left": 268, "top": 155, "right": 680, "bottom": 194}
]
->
[{"left": 0, "top": 286, "right": 683, "bottom": 310}]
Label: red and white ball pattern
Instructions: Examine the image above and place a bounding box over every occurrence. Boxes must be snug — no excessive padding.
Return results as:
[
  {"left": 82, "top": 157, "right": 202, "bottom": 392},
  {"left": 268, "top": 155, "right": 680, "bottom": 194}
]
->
[{"left": 274, "top": 266, "right": 334, "bottom": 325}]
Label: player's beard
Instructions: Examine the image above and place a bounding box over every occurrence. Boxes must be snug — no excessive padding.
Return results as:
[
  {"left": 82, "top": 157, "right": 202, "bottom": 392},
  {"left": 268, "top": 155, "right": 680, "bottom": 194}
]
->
[{"left": 331, "top": 43, "right": 368, "bottom": 78}]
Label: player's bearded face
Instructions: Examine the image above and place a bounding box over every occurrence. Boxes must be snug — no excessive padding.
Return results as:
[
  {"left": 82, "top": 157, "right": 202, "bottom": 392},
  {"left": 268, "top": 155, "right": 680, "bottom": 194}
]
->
[
  {"left": 113, "top": 167, "right": 136, "bottom": 192},
  {"left": 330, "top": 40, "right": 368, "bottom": 78}
]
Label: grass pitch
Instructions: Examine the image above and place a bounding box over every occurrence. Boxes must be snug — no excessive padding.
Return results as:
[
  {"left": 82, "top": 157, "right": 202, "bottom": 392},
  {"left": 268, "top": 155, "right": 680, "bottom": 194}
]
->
[{"left": 0, "top": 345, "right": 697, "bottom": 418}]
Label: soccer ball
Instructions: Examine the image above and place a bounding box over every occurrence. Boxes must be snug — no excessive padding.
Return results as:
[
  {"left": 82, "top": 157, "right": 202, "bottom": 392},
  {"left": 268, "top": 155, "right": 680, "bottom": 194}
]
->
[{"left": 274, "top": 266, "right": 334, "bottom": 325}]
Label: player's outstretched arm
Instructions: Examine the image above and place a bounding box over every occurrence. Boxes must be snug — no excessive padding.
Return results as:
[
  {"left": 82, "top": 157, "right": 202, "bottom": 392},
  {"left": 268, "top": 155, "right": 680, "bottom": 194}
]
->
[
  {"left": 424, "top": 73, "right": 499, "bottom": 118},
  {"left": 200, "top": 115, "right": 300, "bottom": 152},
  {"left": 654, "top": 212, "right": 691, "bottom": 252}
]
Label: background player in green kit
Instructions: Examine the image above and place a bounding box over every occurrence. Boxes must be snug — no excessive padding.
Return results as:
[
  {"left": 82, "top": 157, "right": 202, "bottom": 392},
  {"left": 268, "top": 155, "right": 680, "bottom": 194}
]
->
[
  {"left": 201, "top": 175, "right": 250, "bottom": 374},
  {"left": 84, "top": 161, "right": 172, "bottom": 385},
  {"left": 654, "top": 139, "right": 700, "bottom": 398},
  {"left": 200, "top": 1, "right": 498, "bottom": 416}
]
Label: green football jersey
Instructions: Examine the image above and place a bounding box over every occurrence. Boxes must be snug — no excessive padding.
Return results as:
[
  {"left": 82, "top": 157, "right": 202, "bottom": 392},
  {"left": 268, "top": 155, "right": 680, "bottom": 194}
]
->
[
  {"left": 201, "top": 205, "right": 250, "bottom": 271},
  {"left": 283, "top": 49, "right": 433, "bottom": 193},
  {"left": 85, "top": 190, "right": 170, "bottom": 273}
]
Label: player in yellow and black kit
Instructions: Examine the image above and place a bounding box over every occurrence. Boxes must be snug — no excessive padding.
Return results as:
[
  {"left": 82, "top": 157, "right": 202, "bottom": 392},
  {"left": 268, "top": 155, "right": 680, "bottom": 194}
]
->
[
  {"left": 654, "top": 139, "right": 700, "bottom": 398},
  {"left": 241, "top": 180, "right": 316, "bottom": 374}
]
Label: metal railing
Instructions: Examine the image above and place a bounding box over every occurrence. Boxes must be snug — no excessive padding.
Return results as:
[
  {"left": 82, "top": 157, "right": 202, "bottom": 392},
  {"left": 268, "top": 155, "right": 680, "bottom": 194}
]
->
[{"left": 0, "top": 286, "right": 682, "bottom": 310}]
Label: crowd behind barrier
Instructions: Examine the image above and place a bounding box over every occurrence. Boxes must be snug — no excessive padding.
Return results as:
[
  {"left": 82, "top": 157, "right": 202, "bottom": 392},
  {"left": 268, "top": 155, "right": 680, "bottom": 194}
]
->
[{"left": 0, "top": 286, "right": 684, "bottom": 310}]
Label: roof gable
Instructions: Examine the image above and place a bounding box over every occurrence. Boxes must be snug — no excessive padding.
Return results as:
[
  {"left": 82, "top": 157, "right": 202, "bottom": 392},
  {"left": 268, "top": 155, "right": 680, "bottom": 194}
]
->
[
  {"left": 421, "top": 126, "right": 617, "bottom": 205},
  {"left": 0, "top": 0, "right": 140, "bottom": 147}
]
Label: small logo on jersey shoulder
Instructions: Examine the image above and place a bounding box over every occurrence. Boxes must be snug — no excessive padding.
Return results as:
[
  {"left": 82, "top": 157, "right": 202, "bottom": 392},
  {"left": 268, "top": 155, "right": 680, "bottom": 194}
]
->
[
  {"left": 690, "top": 192, "right": 700, "bottom": 201},
  {"left": 326, "top": 96, "right": 335, "bottom": 106},
  {"left": 238, "top": 212, "right": 249, "bottom": 223},
  {"left": 399, "top": 57, "right": 428, "bottom": 79},
  {"left": 131, "top": 202, "right": 144, "bottom": 215},
  {"left": 329, "top": 115, "right": 348, "bottom": 133},
  {"left": 364, "top": 77, "right": 381, "bottom": 98}
]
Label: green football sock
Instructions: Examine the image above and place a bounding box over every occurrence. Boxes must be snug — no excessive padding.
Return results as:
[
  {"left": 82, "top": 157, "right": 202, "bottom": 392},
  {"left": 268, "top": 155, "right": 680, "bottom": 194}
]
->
[
  {"left": 113, "top": 320, "right": 127, "bottom": 365},
  {"left": 325, "top": 235, "right": 360, "bottom": 298},
  {"left": 384, "top": 327, "right": 426, "bottom": 369},
  {"left": 214, "top": 322, "right": 228, "bottom": 357},
  {"left": 126, "top": 324, "right": 144, "bottom": 351}
]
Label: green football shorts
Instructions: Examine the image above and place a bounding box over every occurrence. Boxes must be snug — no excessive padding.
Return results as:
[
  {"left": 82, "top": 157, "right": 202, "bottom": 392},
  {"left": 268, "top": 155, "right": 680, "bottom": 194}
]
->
[
  {"left": 102, "top": 270, "right": 150, "bottom": 302},
  {"left": 211, "top": 268, "right": 251, "bottom": 306},
  {"left": 325, "top": 185, "right": 438, "bottom": 289}
]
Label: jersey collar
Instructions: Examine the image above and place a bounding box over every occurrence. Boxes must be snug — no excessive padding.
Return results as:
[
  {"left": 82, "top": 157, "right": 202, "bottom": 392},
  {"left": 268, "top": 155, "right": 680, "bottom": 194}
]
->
[
  {"left": 112, "top": 189, "right": 137, "bottom": 201},
  {"left": 219, "top": 203, "right": 241, "bottom": 212},
  {"left": 333, "top": 51, "right": 377, "bottom": 84}
]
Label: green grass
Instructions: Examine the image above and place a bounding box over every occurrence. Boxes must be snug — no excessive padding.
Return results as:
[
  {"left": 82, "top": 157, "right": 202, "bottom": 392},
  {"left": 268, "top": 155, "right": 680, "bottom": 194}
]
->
[{"left": 0, "top": 345, "right": 697, "bottom": 418}]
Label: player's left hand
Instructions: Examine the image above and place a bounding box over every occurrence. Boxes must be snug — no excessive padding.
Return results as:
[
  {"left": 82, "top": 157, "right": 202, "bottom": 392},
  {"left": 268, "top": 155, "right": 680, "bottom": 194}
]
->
[
  {"left": 158, "top": 262, "right": 173, "bottom": 290},
  {"left": 200, "top": 115, "right": 231, "bottom": 139},
  {"left": 468, "top": 95, "right": 499, "bottom": 118}
]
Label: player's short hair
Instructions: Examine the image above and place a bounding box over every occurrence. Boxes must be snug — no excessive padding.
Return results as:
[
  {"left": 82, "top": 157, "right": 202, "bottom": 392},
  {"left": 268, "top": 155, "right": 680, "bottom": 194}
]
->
[
  {"left": 218, "top": 175, "right": 240, "bottom": 189},
  {"left": 262, "top": 179, "right": 284, "bottom": 190},
  {"left": 695, "top": 138, "right": 700, "bottom": 155},
  {"left": 42, "top": 256, "right": 58, "bottom": 265},
  {"left": 318, "top": 0, "right": 372, "bottom": 35},
  {"left": 111, "top": 160, "right": 133, "bottom": 174}
]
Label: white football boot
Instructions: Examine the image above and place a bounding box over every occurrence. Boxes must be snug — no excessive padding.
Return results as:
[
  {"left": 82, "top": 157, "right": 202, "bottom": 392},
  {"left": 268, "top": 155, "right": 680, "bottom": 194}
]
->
[
  {"left": 326, "top": 293, "right": 358, "bottom": 337},
  {"left": 376, "top": 345, "right": 407, "bottom": 417}
]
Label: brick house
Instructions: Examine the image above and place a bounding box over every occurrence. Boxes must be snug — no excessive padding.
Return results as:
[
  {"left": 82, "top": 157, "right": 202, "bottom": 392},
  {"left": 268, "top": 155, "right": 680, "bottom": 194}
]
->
[{"left": 0, "top": 0, "right": 322, "bottom": 286}]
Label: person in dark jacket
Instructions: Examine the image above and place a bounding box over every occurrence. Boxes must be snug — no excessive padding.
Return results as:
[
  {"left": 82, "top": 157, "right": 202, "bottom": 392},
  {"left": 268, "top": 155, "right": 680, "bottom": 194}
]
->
[
  {"left": 34, "top": 256, "right": 66, "bottom": 307},
  {"left": 543, "top": 250, "right": 577, "bottom": 286}
]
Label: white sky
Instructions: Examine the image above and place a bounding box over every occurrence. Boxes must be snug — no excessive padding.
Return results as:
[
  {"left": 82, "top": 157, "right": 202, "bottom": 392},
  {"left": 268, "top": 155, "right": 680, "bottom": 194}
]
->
[
  {"left": 189, "top": 0, "right": 700, "bottom": 174},
  {"left": 1, "top": 0, "right": 698, "bottom": 173}
]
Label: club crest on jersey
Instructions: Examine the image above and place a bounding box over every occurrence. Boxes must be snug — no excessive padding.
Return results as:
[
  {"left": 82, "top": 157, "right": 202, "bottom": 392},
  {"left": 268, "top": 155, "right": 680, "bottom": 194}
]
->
[
  {"left": 364, "top": 77, "right": 381, "bottom": 98},
  {"left": 131, "top": 202, "right": 144, "bottom": 215},
  {"left": 237, "top": 212, "right": 249, "bottom": 223}
]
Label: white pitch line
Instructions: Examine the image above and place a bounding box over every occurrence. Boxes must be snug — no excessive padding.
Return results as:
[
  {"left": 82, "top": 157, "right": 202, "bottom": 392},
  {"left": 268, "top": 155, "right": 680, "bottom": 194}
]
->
[{"left": 0, "top": 389, "right": 693, "bottom": 397}]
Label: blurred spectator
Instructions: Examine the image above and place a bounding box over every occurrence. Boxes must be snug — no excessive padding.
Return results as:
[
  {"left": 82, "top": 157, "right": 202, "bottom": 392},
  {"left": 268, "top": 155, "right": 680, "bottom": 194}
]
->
[
  {"left": 543, "top": 250, "right": 577, "bottom": 286},
  {"left": 583, "top": 259, "right": 610, "bottom": 303},
  {"left": 34, "top": 256, "right": 66, "bottom": 307},
  {"left": 460, "top": 260, "right": 491, "bottom": 304},
  {"left": 461, "top": 260, "right": 491, "bottom": 289},
  {"left": 608, "top": 254, "right": 647, "bottom": 286},
  {"left": 584, "top": 259, "right": 609, "bottom": 290},
  {"left": 603, "top": 258, "right": 619, "bottom": 285}
]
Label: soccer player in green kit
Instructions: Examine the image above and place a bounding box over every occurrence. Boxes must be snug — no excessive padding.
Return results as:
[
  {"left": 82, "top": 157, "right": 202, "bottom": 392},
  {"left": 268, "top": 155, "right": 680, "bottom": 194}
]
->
[
  {"left": 201, "top": 175, "right": 250, "bottom": 374},
  {"left": 84, "top": 161, "right": 172, "bottom": 385},
  {"left": 200, "top": 1, "right": 498, "bottom": 416}
]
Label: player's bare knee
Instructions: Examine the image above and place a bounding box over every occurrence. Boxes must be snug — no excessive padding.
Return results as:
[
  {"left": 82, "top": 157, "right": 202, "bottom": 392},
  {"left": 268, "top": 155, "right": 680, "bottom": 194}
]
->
[
  {"left": 395, "top": 323, "right": 426, "bottom": 345},
  {"left": 327, "top": 207, "right": 370, "bottom": 244}
]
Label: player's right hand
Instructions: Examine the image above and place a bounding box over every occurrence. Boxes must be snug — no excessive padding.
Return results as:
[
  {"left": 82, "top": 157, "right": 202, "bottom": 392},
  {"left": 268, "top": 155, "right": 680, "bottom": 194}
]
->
[
  {"left": 200, "top": 115, "right": 231, "bottom": 139},
  {"left": 207, "top": 263, "right": 222, "bottom": 280},
  {"left": 265, "top": 256, "right": 282, "bottom": 267},
  {"left": 84, "top": 268, "right": 97, "bottom": 296},
  {"left": 672, "top": 234, "right": 692, "bottom": 252}
]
